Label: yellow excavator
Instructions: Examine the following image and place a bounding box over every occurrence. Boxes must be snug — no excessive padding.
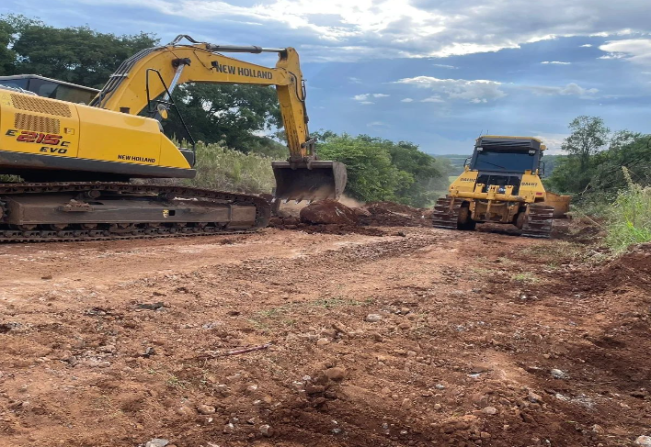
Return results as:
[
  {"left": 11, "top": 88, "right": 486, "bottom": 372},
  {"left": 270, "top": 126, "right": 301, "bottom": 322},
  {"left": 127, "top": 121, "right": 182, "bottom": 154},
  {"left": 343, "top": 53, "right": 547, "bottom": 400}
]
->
[
  {"left": 0, "top": 35, "right": 346, "bottom": 242},
  {"left": 432, "top": 136, "right": 554, "bottom": 238}
]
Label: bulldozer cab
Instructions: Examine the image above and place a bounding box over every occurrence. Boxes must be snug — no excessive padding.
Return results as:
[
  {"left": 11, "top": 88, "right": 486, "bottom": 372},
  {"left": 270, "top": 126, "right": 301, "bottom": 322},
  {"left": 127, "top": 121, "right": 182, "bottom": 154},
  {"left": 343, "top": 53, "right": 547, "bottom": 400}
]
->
[
  {"left": 0, "top": 75, "right": 99, "bottom": 105},
  {"left": 471, "top": 137, "right": 543, "bottom": 174}
]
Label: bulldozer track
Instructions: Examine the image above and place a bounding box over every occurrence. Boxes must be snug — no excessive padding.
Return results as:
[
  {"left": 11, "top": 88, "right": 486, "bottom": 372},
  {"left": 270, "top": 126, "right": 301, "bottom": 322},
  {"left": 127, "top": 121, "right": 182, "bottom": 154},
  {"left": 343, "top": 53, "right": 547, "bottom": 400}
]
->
[
  {"left": 431, "top": 196, "right": 462, "bottom": 230},
  {"left": 0, "top": 182, "right": 271, "bottom": 243},
  {"left": 521, "top": 204, "right": 554, "bottom": 238},
  {"left": 433, "top": 197, "right": 554, "bottom": 238}
]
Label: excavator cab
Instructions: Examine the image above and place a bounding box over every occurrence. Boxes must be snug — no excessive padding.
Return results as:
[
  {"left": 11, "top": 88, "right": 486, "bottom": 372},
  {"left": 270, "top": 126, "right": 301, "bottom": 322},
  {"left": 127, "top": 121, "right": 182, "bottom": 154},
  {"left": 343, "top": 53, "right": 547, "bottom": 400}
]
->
[
  {"left": 272, "top": 159, "right": 347, "bottom": 202},
  {"left": 0, "top": 75, "right": 99, "bottom": 104}
]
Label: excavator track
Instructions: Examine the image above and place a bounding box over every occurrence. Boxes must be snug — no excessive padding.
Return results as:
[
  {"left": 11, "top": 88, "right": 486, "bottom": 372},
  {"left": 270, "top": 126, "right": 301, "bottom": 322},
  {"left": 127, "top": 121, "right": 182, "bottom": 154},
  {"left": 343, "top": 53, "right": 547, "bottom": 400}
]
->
[
  {"left": 0, "top": 182, "right": 271, "bottom": 243},
  {"left": 432, "top": 196, "right": 462, "bottom": 230},
  {"left": 521, "top": 204, "right": 554, "bottom": 238}
]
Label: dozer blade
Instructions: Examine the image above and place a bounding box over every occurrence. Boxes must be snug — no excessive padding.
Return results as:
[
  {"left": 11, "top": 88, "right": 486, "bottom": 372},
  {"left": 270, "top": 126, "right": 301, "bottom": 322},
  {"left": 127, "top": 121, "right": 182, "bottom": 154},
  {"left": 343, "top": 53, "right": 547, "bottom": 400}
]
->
[{"left": 272, "top": 160, "right": 347, "bottom": 201}]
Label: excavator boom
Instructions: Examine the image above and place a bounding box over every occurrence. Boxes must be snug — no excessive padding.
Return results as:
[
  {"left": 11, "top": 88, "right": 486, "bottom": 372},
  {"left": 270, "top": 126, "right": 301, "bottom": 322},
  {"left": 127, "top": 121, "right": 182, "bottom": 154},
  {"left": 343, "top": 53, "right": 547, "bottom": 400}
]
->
[{"left": 89, "top": 35, "right": 346, "bottom": 202}]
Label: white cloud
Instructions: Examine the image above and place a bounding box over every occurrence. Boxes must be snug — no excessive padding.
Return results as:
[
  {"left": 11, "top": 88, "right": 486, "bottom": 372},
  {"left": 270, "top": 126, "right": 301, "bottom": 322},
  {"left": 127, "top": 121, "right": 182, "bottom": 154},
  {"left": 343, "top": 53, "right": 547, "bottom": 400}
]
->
[
  {"left": 349, "top": 77, "right": 362, "bottom": 83},
  {"left": 598, "top": 53, "right": 626, "bottom": 60},
  {"left": 433, "top": 64, "right": 458, "bottom": 69},
  {"left": 361, "top": 101, "right": 374, "bottom": 105},
  {"left": 80, "top": 0, "right": 651, "bottom": 61},
  {"left": 533, "top": 133, "right": 568, "bottom": 154},
  {"left": 541, "top": 61, "right": 571, "bottom": 65},
  {"left": 580, "top": 44, "right": 593, "bottom": 47},
  {"left": 353, "top": 93, "right": 389, "bottom": 102},
  {"left": 599, "top": 39, "right": 651, "bottom": 65},
  {"left": 421, "top": 96, "right": 445, "bottom": 103},
  {"left": 401, "top": 98, "right": 414, "bottom": 103},
  {"left": 368, "top": 121, "right": 388, "bottom": 127},
  {"left": 396, "top": 76, "right": 506, "bottom": 103},
  {"left": 525, "top": 82, "right": 598, "bottom": 99}
]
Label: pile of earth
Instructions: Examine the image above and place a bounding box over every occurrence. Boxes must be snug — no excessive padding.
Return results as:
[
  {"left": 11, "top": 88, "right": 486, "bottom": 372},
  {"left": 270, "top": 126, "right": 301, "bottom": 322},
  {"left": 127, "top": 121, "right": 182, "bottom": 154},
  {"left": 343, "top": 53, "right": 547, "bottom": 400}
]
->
[
  {"left": 358, "top": 201, "right": 431, "bottom": 227},
  {"left": 268, "top": 200, "right": 387, "bottom": 236},
  {"left": 528, "top": 242, "right": 651, "bottom": 297}
]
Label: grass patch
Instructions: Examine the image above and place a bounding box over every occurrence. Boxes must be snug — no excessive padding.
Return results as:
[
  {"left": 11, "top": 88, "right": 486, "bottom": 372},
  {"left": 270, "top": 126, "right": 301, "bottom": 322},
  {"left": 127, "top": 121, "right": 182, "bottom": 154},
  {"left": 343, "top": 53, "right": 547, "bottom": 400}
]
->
[
  {"left": 511, "top": 272, "right": 541, "bottom": 284},
  {"left": 604, "top": 169, "right": 651, "bottom": 252},
  {"left": 166, "top": 374, "right": 189, "bottom": 390},
  {"left": 521, "top": 241, "right": 586, "bottom": 264},
  {"left": 185, "top": 141, "right": 276, "bottom": 194}
]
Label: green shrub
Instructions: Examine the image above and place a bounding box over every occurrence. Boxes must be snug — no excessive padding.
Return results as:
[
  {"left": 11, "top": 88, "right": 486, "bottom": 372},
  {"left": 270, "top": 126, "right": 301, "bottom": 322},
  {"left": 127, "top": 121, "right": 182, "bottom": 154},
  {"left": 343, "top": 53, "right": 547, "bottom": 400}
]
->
[
  {"left": 185, "top": 141, "right": 275, "bottom": 194},
  {"left": 605, "top": 168, "right": 651, "bottom": 251}
]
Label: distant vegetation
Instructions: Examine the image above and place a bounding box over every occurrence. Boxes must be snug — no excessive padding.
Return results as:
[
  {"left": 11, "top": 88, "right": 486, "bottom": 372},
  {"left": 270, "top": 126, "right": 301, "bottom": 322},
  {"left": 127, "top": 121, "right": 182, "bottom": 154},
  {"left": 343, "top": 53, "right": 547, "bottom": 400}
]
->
[
  {"left": 547, "top": 115, "right": 651, "bottom": 250},
  {"left": 436, "top": 154, "right": 469, "bottom": 177},
  {"left": 314, "top": 131, "right": 452, "bottom": 207}
]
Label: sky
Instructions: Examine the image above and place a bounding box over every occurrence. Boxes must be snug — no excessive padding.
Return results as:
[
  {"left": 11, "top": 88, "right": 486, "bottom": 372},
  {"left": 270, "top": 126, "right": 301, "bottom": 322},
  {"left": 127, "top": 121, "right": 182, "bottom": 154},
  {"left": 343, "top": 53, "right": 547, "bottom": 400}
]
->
[{"left": 1, "top": 0, "right": 650, "bottom": 155}]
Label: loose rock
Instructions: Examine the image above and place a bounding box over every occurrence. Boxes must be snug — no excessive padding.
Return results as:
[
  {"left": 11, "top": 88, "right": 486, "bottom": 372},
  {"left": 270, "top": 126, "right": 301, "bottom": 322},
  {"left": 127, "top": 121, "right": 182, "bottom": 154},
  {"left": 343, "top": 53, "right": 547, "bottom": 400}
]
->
[
  {"left": 366, "top": 314, "right": 382, "bottom": 322},
  {"left": 324, "top": 367, "right": 346, "bottom": 381},
  {"left": 196, "top": 404, "right": 216, "bottom": 415},
  {"left": 260, "top": 424, "right": 274, "bottom": 437},
  {"left": 482, "top": 406, "right": 498, "bottom": 415},
  {"left": 551, "top": 369, "right": 568, "bottom": 379},
  {"left": 145, "top": 440, "right": 169, "bottom": 447},
  {"left": 636, "top": 436, "right": 651, "bottom": 447}
]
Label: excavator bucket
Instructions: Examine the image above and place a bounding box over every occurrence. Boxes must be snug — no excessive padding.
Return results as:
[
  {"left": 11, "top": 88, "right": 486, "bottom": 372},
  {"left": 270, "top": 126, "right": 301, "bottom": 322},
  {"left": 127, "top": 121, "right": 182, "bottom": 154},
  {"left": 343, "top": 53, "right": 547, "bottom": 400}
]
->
[{"left": 272, "top": 160, "right": 347, "bottom": 202}]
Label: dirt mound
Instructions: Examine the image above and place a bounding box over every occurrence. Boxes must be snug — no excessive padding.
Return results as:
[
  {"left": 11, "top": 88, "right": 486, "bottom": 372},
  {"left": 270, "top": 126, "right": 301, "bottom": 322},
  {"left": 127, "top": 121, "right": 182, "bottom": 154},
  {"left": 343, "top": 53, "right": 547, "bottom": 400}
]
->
[
  {"left": 268, "top": 216, "right": 387, "bottom": 236},
  {"left": 300, "top": 199, "right": 358, "bottom": 225},
  {"left": 527, "top": 242, "right": 651, "bottom": 298},
  {"left": 596, "top": 242, "right": 651, "bottom": 289},
  {"left": 358, "top": 201, "right": 429, "bottom": 227}
]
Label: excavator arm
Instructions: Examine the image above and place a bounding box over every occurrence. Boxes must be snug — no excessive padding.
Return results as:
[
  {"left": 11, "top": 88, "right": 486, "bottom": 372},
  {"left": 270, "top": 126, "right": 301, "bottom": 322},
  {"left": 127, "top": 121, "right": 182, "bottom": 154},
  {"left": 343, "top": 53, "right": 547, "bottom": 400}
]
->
[{"left": 90, "top": 35, "right": 346, "bottom": 201}]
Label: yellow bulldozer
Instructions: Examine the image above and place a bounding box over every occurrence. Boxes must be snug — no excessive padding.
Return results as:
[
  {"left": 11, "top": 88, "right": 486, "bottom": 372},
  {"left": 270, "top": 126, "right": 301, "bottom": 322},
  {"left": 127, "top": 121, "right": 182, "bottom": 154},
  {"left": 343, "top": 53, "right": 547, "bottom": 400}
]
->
[
  {"left": 432, "top": 136, "right": 555, "bottom": 238},
  {"left": 0, "top": 35, "right": 346, "bottom": 243}
]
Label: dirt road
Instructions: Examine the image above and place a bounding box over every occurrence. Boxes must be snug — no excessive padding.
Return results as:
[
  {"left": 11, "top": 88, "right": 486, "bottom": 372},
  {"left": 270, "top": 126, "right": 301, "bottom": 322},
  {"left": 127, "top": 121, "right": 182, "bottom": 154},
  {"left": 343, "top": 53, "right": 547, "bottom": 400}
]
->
[{"left": 0, "top": 226, "right": 649, "bottom": 446}]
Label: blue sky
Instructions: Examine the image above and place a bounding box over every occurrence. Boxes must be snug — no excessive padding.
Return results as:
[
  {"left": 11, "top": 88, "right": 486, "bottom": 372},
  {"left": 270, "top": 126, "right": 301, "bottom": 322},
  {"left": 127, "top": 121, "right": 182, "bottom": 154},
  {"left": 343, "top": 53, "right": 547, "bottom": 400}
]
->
[{"left": 2, "top": 0, "right": 650, "bottom": 154}]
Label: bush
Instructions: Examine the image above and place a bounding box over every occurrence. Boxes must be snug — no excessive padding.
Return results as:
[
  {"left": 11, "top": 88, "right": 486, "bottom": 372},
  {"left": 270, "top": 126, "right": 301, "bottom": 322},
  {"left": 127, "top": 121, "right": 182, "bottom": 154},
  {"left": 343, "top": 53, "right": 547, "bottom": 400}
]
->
[
  {"left": 185, "top": 141, "right": 275, "bottom": 194},
  {"left": 605, "top": 168, "right": 651, "bottom": 252}
]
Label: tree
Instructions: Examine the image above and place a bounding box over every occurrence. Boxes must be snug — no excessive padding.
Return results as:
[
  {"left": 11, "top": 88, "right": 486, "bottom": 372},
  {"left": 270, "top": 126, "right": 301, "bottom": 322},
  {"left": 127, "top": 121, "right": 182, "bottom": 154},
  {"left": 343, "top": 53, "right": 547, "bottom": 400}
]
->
[
  {"left": 317, "top": 134, "right": 409, "bottom": 202},
  {"left": 590, "top": 131, "right": 651, "bottom": 191},
  {"left": 164, "top": 83, "right": 283, "bottom": 155},
  {"left": 561, "top": 116, "right": 609, "bottom": 170},
  {"left": 0, "top": 17, "right": 17, "bottom": 75},
  {"left": 1, "top": 15, "right": 157, "bottom": 88},
  {"left": 315, "top": 132, "right": 444, "bottom": 206}
]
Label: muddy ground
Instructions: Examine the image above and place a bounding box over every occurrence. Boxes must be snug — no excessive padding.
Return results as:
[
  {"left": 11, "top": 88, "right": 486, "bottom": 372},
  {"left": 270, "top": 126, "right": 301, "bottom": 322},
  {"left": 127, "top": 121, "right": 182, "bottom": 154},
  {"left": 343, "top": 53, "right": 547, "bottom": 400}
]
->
[{"left": 0, "top": 219, "right": 649, "bottom": 446}]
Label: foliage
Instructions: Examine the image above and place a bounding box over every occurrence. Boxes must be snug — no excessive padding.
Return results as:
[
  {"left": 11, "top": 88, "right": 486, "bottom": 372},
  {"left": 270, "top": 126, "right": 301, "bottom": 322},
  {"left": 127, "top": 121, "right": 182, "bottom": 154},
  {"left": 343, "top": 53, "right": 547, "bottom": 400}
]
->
[
  {"left": 314, "top": 132, "right": 447, "bottom": 206},
  {"left": 2, "top": 14, "right": 157, "bottom": 88},
  {"left": 0, "top": 17, "right": 16, "bottom": 75},
  {"left": 0, "top": 15, "right": 284, "bottom": 154},
  {"left": 561, "top": 116, "right": 609, "bottom": 170},
  {"left": 548, "top": 124, "right": 651, "bottom": 201},
  {"left": 604, "top": 168, "right": 651, "bottom": 252},
  {"left": 164, "top": 83, "right": 283, "bottom": 154},
  {"left": 184, "top": 142, "right": 275, "bottom": 194}
]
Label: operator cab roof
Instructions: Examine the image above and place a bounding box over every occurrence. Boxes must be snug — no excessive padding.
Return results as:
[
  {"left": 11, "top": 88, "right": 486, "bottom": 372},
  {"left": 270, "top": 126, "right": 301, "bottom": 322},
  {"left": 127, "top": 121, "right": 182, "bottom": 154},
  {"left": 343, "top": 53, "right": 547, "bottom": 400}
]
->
[
  {"left": 476, "top": 135, "right": 546, "bottom": 151},
  {"left": 0, "top": 74, "right": 99, "bottom": 105}
]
